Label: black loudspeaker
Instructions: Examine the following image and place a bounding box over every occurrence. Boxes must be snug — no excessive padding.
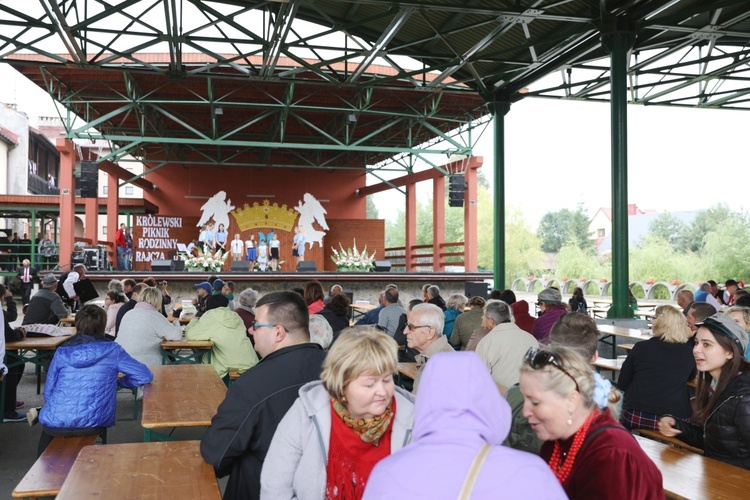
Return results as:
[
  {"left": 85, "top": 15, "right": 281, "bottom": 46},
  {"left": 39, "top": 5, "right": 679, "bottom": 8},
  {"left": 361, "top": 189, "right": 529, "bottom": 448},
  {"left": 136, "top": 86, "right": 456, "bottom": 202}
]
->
[
  {"left": 297, "top": 261, "right": 317, "bottom": 272},
  {"left": 151, "top": 260, "right": 172, "bottom": 272},
  {"left": 231, "top": 260, "right": 250, "bottom": 272},
  {"left": 171, "top": 260, "right": 185, "bottom": 271},
  {"left": 449, "top": 173, "right": 465, "bottom": 207},
  {"left": 79, "top": 161, "right": 99, "bottom": 198},
  {"left": 465, "top": 281, "right": 489, "bottom": 299},
  {"left": 374, "top": 260, "right": 391, "bottom": 272}
]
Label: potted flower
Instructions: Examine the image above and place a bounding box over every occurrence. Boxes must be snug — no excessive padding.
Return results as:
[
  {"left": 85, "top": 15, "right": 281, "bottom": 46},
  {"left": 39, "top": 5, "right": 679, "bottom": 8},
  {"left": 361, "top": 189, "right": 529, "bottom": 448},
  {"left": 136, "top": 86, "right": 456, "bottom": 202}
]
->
[
  {"left": 184, "top": 249, "right": 229, "bottom": 272},
  {"left": 331, "top": 239, "right": 375, "bottom": 272}
]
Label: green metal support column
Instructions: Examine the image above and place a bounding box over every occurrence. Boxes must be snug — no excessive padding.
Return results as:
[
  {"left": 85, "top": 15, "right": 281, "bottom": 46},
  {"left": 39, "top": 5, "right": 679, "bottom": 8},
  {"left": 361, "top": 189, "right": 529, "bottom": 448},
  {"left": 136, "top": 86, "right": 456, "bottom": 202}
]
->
[
  {"left": 602, "top": 24, "right": 635, "bottom": 318},
  {"left": 30, "top": 209, "right": 37, "bottom": 265},
  {"left": 488, "top": 98, "right": 511, "bottom": 289}
]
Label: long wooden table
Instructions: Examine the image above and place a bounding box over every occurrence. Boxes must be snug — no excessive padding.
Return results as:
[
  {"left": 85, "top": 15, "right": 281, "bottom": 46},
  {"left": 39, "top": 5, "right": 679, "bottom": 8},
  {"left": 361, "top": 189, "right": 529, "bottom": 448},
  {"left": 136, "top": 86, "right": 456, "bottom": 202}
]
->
[
  {"left": 636, "top": 435, "right": 750, "bottom": 499},
  {"left": 598, "top": 324, "right": 651, "bottom": 359},
  {"left": 141, "top": 364, "right": 226, "bottom": 442},
  {"left": 56, "top": 441, "right": 221, "bottom": 499},
  {"left": 1, "top": 332, "right": 75, "bottom": 421},
  {"left": 160, "top": 338, "right": 214, "bottom": 364}
]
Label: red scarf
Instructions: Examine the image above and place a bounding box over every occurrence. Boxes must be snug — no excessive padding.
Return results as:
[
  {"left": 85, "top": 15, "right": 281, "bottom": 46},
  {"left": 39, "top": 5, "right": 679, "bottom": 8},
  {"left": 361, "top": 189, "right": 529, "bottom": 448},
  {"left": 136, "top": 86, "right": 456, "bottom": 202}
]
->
[{"left": 325, "top": 398, "right": 395, "bottom": 499}]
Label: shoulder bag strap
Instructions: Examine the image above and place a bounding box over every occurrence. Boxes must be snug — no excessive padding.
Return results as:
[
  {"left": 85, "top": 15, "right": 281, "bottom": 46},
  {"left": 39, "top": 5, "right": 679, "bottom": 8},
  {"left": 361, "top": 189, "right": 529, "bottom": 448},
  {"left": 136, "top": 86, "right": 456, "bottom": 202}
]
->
[{"left": 457, "top": 443, "right": 492, "bottom": 500}]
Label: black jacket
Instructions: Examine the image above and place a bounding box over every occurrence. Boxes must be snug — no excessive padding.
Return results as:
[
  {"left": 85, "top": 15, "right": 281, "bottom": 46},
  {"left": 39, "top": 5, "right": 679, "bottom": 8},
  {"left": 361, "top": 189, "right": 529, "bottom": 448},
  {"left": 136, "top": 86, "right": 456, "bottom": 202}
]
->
[
  {"left": 673, "top": 371, "right": 750, "bottom": 469},
  {"left": 428, "top": 295, "right": 447, "bottom": 311},
  {"left": 617, "top": 337, "right": 696, "bottom": 419},
  {"left": 200, "top": 343, "right": 326, "bottom": 500},
  {"left": 317, "top": 307, "right": 349, "bottom": 335}
]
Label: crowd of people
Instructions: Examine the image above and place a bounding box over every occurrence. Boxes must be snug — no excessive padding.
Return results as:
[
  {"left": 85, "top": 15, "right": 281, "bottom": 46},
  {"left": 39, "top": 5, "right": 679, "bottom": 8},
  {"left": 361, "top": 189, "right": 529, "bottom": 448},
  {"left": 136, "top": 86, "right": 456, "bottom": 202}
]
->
[{"left": 2, "top": 275, "right": 749, "bottom": 498}]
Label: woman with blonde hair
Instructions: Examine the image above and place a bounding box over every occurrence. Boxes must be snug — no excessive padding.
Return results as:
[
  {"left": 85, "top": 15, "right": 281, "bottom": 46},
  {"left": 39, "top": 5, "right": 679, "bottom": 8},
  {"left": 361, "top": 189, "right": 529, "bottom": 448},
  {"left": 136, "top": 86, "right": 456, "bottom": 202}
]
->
[
  {"left": 727, "top": 306, "right": 750, "bottom": 359},
  {"left": 617, "top": 306, "right": 696, "bottom": 430},
  {"left": 261, "top": 327, "right": 415, "bottom": 499},
  {"left": 520, "top": 346, "right": 663, "bottom": 499},
  {"left": 116, "top": 286, "right": 182, "bottom": 366}
]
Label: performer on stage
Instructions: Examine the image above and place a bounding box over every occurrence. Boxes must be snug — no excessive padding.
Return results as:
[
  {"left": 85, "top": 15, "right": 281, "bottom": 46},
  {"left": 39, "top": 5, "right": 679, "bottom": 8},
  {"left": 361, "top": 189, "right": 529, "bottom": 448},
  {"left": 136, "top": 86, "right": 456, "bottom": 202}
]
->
[
  {"left": 292, "top": 226, "right": 305, "bottom": 267},
  {"left": 231, "top": 234, "right": 244, "bottom": 262},
  {"left": 257, "top": 237, "right": 268, "bottom": 272},
  {"left": 269, "top": 233, "right": 280, "bottom": 271},
  {"left": 199, "top": 223, "right": 216, "bottom": 254},
  {"left": 215, "top": 224, "right": 228, "bottom": 255},
  {"left": 245, "top": 234, "right": 256, "bottom": 269}
]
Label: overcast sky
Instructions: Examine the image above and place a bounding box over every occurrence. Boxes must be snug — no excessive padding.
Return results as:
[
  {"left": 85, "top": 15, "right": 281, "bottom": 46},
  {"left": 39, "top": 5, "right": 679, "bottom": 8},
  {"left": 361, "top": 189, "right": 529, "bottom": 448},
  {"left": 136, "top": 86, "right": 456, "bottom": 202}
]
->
[{"left": 2, "top": 63, "right": 747, "bottom": 229}]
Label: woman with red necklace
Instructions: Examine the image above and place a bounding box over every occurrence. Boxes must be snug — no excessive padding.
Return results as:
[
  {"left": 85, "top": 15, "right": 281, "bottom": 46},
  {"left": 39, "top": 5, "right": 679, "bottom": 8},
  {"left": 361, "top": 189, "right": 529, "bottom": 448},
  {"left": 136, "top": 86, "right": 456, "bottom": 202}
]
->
[
  {"left": 519, "top": 346, "right": 663, "bottom": 499},
  {"left": 261, "top": 327, "right": 415, "bottom": 499}
]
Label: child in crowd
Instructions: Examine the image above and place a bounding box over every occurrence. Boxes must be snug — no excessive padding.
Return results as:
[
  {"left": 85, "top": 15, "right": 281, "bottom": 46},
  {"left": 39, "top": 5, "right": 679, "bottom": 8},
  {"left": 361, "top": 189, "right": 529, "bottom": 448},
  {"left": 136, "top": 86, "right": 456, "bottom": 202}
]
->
[{"left": 37, "top": 305, "right": 152, "bottom": 456}]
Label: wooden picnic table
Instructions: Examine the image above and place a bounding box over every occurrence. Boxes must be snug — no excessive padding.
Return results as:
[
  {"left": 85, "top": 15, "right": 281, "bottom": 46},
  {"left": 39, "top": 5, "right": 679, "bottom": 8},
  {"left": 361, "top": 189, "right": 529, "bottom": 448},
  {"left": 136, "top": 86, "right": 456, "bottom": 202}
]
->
[
  {"left": 636, "top": 435, "right": 750, "bottom": 499},
  {"left": 57, "top": 316, "right": 76, "bottom": 326},
  {"left": 397, "top": 362, "right": 417, "bottom": 380},
  {"left": 56, "top": 441, "right": 221, "bottom": 499},
  {"left": 597, "top": 324, "right": 651, "bottom": 359},
  {"left": 593, "top": 357, "right": 624, "bottom": 373},
  {"left": 2, "top": 331, "right": 75, "bottom": 415},
  {"left": 141, "top": 364, "right": 226, "bottom": 442},
  {"left": 160, "top": 338, "right": 214, "bottom": 365}
]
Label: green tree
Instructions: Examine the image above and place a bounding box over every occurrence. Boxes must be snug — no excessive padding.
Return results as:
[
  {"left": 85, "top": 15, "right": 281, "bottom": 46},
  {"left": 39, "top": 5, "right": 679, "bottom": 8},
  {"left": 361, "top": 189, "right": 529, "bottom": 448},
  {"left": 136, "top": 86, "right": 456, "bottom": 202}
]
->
[
  {"left": 556, "top": 244, "right": 607, "bottom": 280},
  {"left": 647, "top": 213, "right": 686, "bottom": 251},
  {"left": 682, "top": 204, "right": 737, "bottom": 252},
  {"left": 537, "top": 204, "right": 592, "bottom": 253},
  {"left": 504, "top": 207, "right": 545, "bottom": 282},
  {"left": 366, "top": 196, "right": 379, "bottom": 219},
  {"left": 702, "top": 217, "right": 750, "bottom": 282}
]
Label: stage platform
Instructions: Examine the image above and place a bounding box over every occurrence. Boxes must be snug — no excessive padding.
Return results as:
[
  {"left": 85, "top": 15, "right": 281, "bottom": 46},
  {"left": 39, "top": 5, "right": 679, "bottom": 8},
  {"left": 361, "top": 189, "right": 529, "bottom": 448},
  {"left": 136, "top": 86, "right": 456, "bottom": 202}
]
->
[{"left": 81, "top": 271, "right": 493, "bottom": 307}]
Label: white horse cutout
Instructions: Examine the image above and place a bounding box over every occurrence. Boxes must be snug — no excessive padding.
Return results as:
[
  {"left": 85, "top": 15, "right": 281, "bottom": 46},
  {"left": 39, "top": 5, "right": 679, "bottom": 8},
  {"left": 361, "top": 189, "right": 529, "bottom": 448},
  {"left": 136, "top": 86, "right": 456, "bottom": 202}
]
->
[{"left": 294, "top": 193, "right": 328, "bottom": 249}]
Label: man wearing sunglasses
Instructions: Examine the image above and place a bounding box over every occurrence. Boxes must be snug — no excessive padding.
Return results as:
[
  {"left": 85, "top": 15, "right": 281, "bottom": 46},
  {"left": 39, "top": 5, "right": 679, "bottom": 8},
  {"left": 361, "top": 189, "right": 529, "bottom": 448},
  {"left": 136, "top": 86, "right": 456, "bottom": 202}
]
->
[
  {"left": 201, "top": 291, "right": 326, "bottom": 500},
  {"left": 405, "top": 303, "right": 454, "bottom": 394}
]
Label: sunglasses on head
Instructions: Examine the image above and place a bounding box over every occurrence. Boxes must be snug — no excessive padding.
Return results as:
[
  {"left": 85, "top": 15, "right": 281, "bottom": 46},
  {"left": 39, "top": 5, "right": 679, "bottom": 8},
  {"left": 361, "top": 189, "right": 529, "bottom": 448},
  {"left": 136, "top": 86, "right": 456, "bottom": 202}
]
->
[{"left": 524, "top": 347, "right": 580, "bottom": 393}]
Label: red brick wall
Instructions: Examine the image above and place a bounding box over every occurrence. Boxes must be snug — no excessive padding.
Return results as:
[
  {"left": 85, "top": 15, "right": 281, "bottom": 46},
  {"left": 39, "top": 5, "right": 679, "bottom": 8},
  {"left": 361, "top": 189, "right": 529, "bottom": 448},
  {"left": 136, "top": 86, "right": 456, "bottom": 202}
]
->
[{"left": 324, "top": 219, "right": 385, "bottom": 271}]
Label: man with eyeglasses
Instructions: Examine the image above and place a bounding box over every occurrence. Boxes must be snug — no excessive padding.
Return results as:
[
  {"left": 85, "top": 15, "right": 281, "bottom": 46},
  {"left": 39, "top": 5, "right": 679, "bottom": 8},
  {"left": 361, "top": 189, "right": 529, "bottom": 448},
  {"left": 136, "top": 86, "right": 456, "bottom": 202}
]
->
[
  {"left": 405, "top": 303, "right": 454, "bottom": 394},
  {"left": 200, "top": 291, "right": 326, "bottom": 500}
]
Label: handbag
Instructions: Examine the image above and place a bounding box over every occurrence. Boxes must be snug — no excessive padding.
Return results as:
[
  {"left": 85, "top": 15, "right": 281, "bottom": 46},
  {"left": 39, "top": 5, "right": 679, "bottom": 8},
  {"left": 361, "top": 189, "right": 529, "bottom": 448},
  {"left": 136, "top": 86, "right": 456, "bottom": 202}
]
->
[{"left": 457, "top": 443, "right": 492, "bottom": 500}]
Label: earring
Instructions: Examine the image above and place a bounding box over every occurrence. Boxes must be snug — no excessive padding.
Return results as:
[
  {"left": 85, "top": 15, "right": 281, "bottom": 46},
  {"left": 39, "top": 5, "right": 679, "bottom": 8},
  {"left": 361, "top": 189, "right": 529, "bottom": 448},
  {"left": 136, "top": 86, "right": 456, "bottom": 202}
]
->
[
  {"left": 567, "top": 413, "right": 573, "bottom": 426},
  {"left": 341, "top": 396, "right": 347, "bottom": 403}
]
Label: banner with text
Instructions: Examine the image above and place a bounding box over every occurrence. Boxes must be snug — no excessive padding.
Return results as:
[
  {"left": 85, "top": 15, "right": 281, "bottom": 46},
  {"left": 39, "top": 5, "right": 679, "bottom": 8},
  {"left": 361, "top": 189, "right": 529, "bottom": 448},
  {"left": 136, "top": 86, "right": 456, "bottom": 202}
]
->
[{"left": 133, "top": 215, "right": 200, "bottom": 270}]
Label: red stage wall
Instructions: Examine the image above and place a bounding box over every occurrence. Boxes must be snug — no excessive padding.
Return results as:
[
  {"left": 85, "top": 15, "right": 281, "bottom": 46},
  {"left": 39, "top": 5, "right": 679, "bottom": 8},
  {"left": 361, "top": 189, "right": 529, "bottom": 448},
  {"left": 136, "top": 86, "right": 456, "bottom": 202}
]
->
[
  {"left": 144, "top": 164, "right": 366, "bottom": 220},
  {"left": 130, "top": 164, "right": 382, "bottom": 272}
]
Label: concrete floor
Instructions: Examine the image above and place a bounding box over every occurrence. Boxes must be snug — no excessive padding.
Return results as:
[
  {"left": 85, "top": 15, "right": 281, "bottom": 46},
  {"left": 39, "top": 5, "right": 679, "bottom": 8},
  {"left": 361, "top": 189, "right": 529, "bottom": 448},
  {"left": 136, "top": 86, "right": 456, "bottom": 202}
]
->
[{"left": 0, "top": 312, "right": 227, "bottom": 498}]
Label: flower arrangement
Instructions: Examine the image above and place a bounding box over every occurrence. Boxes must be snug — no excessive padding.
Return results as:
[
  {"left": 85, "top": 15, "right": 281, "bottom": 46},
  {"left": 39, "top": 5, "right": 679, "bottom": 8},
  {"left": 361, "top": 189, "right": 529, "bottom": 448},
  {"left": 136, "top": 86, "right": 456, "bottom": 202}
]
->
[
  {"left": 184, "top": 249, "right": 230, "bottom": 272},
  {"left": 331, "top": 239, "right": 376, "bottom": 272}
]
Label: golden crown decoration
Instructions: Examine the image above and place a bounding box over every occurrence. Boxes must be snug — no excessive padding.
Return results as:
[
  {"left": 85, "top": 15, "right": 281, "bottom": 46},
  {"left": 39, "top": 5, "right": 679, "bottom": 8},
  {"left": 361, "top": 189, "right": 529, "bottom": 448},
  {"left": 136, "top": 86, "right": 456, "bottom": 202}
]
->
[{"left": 231, "top": 200, "right": 298, "bottom": 232}]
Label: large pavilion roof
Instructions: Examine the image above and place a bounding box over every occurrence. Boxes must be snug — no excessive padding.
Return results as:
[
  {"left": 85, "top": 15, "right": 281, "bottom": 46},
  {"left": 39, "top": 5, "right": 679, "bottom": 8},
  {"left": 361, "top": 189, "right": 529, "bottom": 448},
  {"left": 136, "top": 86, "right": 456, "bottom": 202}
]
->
[{"left": 1, "top": 0, "right": 749, "bottom": 173}]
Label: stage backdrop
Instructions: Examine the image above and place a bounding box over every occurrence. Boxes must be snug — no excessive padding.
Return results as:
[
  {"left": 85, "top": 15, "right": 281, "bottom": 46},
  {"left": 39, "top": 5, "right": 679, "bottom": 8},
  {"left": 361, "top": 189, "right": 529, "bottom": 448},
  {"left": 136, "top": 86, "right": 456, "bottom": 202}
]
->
[
  {"left": 132, "top": 215, "right": 383, "bottom": 273},
  {"left": 132, "top": 214, "right": 326, "bottom": 272}
]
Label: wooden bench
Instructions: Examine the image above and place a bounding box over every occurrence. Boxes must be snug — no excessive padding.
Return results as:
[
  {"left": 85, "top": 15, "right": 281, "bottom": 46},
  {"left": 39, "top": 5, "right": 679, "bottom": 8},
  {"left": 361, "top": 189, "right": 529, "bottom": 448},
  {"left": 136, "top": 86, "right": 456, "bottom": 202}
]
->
[
  {"left": 12, "top": 435, "right": 98, "bottom": 499},
  {"left": 633, "top": 428, "right": 704, "bottom": 455}
]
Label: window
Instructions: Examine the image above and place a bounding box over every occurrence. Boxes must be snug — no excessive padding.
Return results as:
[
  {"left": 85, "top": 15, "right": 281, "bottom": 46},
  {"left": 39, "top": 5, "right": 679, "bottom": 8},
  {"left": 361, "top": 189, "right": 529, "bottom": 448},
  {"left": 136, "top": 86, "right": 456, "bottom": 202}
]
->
[
  {"left": 103, "top": 186, "right": 108, "bottom": 195},
  {"left": 102, "top": 226, "right": 107, "bottom": 235},
  {"left": 125, "top": 186, "right": 134, "bottom": 195},
  {"left": 597, "top": 228, "right": 605, "bottom": 237}
]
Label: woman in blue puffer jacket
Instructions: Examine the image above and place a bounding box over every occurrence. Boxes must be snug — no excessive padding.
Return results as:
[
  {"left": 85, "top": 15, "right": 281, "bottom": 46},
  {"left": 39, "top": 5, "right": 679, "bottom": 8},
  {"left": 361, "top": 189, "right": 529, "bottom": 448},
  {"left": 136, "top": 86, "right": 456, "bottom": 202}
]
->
[{"left": 38, "top": 305, "right": 153, "bottom": 455}]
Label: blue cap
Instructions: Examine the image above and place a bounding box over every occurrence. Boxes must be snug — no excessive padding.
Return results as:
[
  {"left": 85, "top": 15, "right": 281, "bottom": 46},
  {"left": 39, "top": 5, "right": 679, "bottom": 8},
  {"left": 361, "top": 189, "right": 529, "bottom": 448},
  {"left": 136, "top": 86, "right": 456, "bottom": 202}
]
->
[{"left": 194, "top": 282, "right": 212, "bottom": 293}]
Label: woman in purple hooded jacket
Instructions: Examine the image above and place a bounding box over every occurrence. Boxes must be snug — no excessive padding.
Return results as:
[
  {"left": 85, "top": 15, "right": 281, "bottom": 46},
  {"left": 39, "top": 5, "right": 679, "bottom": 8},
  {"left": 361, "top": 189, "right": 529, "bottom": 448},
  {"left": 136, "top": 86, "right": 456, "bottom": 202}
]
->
[{"left": 363, "top": 352, "right": 565, "bottom": 499}]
